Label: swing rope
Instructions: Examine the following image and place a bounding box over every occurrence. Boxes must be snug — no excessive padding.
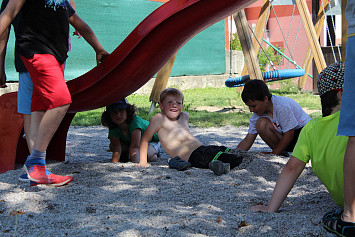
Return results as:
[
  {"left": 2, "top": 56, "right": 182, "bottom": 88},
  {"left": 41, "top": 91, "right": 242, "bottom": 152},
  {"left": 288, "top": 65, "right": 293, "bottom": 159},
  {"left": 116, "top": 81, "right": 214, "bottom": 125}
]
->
[
  {"left": 247, "top": 23, "right": 276, "bottom": 71},
  {"left": 229, "top": 16, "right": 233, "bottom": 77},
  {"left": 321, "top": 0, "right": 342, "bottom": 62},
  {"left": 225, "top": 1, "right": 309, "bottom": 88},
  {"left": 270, "top": 3, "right": 295, "bottom": 64}
]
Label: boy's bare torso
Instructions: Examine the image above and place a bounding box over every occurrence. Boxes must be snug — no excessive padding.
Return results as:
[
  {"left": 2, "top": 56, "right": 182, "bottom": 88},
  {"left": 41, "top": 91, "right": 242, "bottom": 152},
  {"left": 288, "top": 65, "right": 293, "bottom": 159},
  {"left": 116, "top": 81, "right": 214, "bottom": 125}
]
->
[{"left": 157, "top": 112, "right": 203, "bottom": 161}]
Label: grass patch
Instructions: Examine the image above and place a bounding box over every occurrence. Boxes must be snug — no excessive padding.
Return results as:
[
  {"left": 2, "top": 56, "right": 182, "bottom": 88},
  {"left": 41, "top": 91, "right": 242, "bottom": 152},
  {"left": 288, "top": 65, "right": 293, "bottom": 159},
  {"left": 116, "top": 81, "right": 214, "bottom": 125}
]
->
[{"left": 72, "top": 84, "right": 321, "bottom": 127}]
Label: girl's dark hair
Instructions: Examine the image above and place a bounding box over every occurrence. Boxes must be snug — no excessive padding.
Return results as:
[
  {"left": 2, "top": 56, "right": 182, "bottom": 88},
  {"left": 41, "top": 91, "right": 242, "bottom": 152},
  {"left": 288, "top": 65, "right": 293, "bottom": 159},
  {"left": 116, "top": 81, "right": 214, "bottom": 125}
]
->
[
  {"left": 320, "top": 90, "right": 340, "bottom": 117},
  {"left": 241, "top": 79, "right": 272, "bottom": 103},
  {"left": 101, "top": 104, "right": 137, "bottom": 129}
]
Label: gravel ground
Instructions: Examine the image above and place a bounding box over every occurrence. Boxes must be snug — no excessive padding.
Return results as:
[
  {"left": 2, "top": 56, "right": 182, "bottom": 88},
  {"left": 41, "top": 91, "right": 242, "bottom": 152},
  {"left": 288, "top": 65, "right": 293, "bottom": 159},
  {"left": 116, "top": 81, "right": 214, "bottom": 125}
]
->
[{"left": 0, "top": 126, "right": 339, "bottom": 236}]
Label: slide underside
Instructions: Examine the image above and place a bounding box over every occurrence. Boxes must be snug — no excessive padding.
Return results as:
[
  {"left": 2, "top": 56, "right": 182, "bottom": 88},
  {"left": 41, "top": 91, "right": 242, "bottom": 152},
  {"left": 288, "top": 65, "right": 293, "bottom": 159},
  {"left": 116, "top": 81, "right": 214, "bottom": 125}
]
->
[{"left": 66, "top": 0, "right": 257, "bottom": 112}]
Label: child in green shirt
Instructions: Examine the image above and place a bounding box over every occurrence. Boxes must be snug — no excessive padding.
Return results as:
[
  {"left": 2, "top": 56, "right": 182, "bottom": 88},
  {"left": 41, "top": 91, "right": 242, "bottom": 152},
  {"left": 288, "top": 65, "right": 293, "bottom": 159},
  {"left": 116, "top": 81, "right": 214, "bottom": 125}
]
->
[
  {"left": 251, "top": 62, "right": 347, "bottom": 212},
  {"left": 101, "top": 98, "right": 160, "bottom": 163}
]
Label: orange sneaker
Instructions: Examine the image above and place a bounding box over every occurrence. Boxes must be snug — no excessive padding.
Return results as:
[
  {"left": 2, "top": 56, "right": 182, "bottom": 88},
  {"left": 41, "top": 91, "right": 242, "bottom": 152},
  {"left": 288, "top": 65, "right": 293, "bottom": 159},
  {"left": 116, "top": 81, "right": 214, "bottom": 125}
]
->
[
  {"left": 24, "top": 158, "right": 49, "bottom": 184},
  {"left": 30, "top": 174, "right": 73, "bottom": 187}
]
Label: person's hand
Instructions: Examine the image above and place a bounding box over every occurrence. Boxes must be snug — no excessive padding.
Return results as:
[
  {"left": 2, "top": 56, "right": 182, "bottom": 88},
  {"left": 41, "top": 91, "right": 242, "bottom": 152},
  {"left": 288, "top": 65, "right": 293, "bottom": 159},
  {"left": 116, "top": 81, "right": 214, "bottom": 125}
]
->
[
  {"left": 0, "top": 71, "right": 7, "bottom": 88},
  {"left": 250, "top": 205, "right": 269, "bottom": 212},
  {"left": 73, "top": 30, "right": 81, "bottom": 38},
  {"left": 134, "top": 162, "right": 150, "bottom": 168},
  {"left": 96, "top": 50, "right": 109, "bottom": 66},
  {"left": 261, "top": 151, "right": 272, "bottom": 155}
]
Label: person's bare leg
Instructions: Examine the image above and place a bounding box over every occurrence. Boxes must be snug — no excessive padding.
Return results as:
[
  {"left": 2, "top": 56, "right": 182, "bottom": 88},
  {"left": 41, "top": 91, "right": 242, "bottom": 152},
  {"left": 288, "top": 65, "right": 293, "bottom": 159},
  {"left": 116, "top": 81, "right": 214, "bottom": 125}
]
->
[
  {"left": 30, "top": 110, "right": 45, "bottom": 151},
  {"left": 24, "top": 104, "right": 71, "bottom": 184},
  {"left": 343, "top": 136, "right": 355, "bottom": 222},
  {"left": 23, "top": 114, "right": 34, "bottom": 153},
  {"left": 256, "top": 117, "right": 282, "bottom": 150},
  {"left": 33, "top": 104, "right": 70, "bottom": 152}
]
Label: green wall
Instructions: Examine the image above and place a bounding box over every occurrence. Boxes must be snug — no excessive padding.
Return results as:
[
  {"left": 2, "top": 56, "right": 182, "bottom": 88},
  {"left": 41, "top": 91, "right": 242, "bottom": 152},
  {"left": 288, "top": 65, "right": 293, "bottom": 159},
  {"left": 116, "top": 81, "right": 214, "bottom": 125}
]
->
[{"left": 5, "top": 0, "right": 225, "bottom": 82}]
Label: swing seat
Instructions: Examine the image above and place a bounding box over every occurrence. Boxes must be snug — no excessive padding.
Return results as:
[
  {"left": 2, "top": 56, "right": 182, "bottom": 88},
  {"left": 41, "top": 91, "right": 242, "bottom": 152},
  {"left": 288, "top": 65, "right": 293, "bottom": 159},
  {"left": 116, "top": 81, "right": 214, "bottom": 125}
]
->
[{"left": 225, "top": 68, "right": 305, "bottom": 87}]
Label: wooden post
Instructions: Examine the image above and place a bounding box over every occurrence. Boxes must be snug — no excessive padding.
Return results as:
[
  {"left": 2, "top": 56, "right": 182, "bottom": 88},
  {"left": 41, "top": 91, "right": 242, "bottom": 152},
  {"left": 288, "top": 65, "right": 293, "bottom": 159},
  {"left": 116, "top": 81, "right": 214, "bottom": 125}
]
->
[
  {"left": 148, "top": 53, "right": 177, "bottom": 113},
  {"left": 298, "top": 0, "right": 329, "bottom": 90},
  {"left": 240, "top": 0, "right": 270, "bottom": 77},
  {"left": 234, "top": 10, "right": 263, "bottom": 80},
  {"left": 296, "top": 0, "right": 326, "bottom": 73}
]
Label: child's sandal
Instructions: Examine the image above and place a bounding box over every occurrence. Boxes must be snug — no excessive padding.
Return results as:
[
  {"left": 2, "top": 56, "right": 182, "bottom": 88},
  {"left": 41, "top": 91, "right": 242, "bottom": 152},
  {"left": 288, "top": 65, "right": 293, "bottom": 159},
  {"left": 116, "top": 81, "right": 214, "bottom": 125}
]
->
[{"left": 323, "top": 210, "right": 355, "bottom": 237}]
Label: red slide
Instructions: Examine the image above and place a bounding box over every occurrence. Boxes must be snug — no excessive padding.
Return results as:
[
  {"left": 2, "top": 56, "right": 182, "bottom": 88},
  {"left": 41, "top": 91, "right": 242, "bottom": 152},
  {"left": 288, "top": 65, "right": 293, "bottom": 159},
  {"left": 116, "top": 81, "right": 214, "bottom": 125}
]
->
[{"left": 0, "top": 0, "right": 256, "bottom": 173}]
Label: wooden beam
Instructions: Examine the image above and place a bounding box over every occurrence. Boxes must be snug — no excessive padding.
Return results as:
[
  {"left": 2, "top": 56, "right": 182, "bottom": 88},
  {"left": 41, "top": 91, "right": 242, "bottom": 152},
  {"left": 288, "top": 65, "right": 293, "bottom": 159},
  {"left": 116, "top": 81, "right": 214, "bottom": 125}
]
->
[
  {"left": 149, "top": 53, "right": 177, "bottom": 105},
  {"left": 296, "top": 0, "right": 326, "bottom": 73},
  {"left": 298, "top": 0, "right": 329, "bottom": 89},
  {"left": 149, "top": 53, "right": 177, "bottom": 114},
  {"left": 240, "top": 0, "right": 270, "bottom": 77},
  {"left": 233, "top": 10, "right": 263, "bottom": 80}
]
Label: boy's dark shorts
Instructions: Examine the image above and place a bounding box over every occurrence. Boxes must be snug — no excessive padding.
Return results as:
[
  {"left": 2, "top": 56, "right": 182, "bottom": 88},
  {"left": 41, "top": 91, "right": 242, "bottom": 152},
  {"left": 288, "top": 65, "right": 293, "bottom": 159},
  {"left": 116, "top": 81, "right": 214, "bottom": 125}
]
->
[
  {"left": 188, "top": 145, "right": 244, "bottom": 169},
  {"left": 285, "top": 127, "right": 303, "bottom": 152}
]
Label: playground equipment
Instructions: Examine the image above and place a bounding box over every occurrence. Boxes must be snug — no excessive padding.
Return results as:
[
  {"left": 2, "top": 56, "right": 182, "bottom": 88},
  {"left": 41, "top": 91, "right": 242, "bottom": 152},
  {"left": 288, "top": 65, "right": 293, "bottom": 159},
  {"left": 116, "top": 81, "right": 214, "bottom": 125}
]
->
[
  {"left": 0, "top": 0, "right": 258, "bottom": 173},
  {"left": 227, "top": 0, "right": 334, "bottom": 89},
  {"left": 225, "top": 68, "right": 305, "bottom": 87}
]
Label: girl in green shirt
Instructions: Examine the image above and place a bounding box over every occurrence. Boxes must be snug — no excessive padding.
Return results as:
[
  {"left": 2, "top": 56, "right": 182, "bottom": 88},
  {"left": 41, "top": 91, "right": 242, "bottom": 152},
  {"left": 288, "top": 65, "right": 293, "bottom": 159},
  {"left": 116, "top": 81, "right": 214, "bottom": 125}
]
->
[{"left": 101, "top": 99, "right": 160, "bottom": 163}]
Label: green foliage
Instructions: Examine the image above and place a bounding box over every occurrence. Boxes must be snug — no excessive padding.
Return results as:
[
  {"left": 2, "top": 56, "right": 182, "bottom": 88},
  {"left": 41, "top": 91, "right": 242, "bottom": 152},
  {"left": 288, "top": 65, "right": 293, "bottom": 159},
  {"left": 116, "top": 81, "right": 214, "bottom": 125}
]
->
[
  {"left": 231, "top": 33, "right": 242, "bottom": 51},
  {"left": 72, "top": 86, "right": 321, "bottom": 128},
  {"left": 230, "top": 33, "right": 284, "bottom": 72}
]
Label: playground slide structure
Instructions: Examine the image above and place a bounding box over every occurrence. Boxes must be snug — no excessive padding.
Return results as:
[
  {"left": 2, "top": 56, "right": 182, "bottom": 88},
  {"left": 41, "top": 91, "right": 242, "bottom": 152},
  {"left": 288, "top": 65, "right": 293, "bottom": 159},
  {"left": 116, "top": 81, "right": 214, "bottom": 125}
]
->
[{"left": 0, "top": 0, "right": 257, "bottom": 173}]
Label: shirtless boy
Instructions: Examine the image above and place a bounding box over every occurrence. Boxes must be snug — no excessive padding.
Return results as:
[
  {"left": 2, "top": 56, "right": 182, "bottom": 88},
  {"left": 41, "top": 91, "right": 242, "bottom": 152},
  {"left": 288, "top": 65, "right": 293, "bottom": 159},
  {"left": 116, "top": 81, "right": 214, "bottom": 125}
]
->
[{"left": 137, "top": 88, "right": 243, "bottom": 175}]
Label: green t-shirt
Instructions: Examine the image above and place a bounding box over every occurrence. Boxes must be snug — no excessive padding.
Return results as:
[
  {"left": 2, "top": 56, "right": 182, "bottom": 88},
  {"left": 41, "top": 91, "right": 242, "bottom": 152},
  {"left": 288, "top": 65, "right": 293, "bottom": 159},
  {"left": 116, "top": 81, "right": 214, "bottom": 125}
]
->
[
  {"left": 292, "top": 111, "right": 348, "bottom": 207},
  {"left": 108, "top": 115, "right": 159, "bottom": 143}
]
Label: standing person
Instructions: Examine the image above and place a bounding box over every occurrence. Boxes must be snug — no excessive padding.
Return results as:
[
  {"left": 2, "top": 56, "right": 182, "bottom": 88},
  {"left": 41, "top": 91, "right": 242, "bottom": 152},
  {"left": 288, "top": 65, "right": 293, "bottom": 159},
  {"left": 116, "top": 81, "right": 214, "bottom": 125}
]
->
[
  {"left": 0, "top": 0, "right": 85, "bottom": 183},
  {"left": 0, "top": 0, "right": 80, "bottom": 154},
  {"left": 323, "top": 1, "right": 355, "bottom": 236},
  {"left": 137, "top": 88, "right": 243, "bottom": 176},
  {"left": 250, "top": 62, "right": 348, "bottom": 213},
  {"left": 0, "top": 0, "right": 109, "bottom": 186},
  {"left": 237, "top": 79, "right": 311, "bottom": 156},
  {"left": 101, "top": 98, "right": 160, "bottom": 163}
]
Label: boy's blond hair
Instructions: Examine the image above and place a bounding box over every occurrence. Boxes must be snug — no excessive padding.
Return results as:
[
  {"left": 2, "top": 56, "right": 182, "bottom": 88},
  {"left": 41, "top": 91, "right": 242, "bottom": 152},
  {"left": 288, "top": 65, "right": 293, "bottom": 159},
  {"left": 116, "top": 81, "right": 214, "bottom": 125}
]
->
[{"left": 159, "top": 88, "right": 184, "bottom": 104}]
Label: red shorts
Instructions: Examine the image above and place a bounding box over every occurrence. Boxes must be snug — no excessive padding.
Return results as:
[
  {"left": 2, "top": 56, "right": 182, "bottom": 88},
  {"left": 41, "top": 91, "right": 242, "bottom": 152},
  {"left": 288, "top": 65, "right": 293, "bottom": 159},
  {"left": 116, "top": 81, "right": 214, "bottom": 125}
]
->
[{"left": 20, "top": 54, "right": 72, "bottom": 112}]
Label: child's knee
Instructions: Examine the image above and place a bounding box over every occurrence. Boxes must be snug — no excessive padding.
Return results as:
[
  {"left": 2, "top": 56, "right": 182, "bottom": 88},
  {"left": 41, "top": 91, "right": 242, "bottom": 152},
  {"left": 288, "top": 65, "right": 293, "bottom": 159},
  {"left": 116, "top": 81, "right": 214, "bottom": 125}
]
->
[
  {"left": 256, "top": 117, "right": 273, "bottom": 132},
  {"left": 148, "top": 154, "right": 157, "bottom": 162},
  {"left": 147, "top": 145, "right": 158, "bottom": 161}
]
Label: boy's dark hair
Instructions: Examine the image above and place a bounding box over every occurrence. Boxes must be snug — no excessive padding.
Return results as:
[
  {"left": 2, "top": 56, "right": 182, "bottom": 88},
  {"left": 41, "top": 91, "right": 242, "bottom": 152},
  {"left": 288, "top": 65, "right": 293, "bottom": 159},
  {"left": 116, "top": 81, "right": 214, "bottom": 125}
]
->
[
  {"left": 317, "top": 62, "right": 345, "bottom": 117},
  {"left": 101, "top": 104, "right": 137, "bottom": 129},
  {"left": 241, "top": 79, "right": 272, "bottom": 103},
  {"left": 320, "top": 91, "right": 340, "bottom": 117},
  {"left": 160, "top": 88, "right": 184, "bottom": 104}
]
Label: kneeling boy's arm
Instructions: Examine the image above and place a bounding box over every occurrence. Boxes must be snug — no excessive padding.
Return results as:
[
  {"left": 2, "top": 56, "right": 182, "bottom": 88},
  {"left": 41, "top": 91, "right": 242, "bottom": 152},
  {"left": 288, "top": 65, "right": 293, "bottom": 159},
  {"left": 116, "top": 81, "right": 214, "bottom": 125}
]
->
[
  {"left": 237, "top": 133, "right": 257, "bottom": 151},
  {"left": 272, "top": 129, "right": 294, "bottom": 155}
]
